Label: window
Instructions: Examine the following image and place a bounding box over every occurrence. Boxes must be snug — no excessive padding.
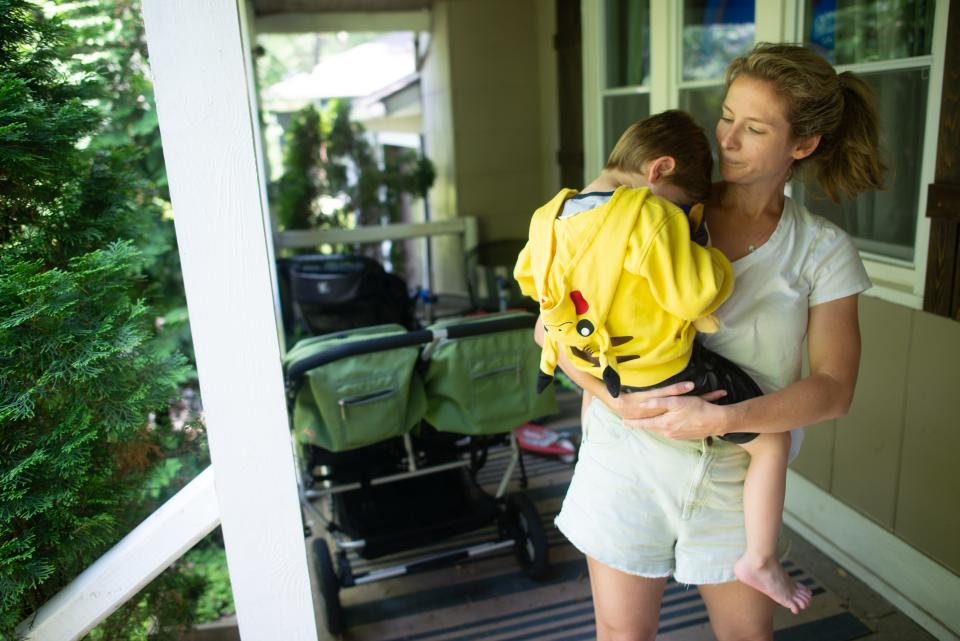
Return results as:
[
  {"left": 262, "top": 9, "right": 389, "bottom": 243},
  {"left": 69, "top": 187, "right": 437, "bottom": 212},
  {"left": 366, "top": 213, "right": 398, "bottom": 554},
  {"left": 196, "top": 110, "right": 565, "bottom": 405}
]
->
[
  {"left": 678, "top": 0, "right": 755, "bottom": 179},
  {"left": 794, "top": 0, "right": 936, "bottom": 264},
  {"left": 601, "top": 0, "right": 651, "bottom": 154},
  {"left": 586, "top": 0, "right": 945, "bottom": 306}
]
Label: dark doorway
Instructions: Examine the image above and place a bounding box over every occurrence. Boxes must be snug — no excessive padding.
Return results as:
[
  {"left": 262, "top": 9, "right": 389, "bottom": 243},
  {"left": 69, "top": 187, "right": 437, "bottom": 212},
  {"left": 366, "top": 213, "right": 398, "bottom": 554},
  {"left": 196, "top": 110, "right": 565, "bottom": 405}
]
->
[{"left": 555, "top": 0, "right": 584, "bottom": 188}]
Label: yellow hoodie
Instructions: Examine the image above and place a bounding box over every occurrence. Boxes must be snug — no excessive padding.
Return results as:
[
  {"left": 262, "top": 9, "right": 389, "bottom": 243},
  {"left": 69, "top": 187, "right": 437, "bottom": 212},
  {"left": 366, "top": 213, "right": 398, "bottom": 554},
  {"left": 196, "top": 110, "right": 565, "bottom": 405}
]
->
[{"left": 514, "top": 186, "right": 734, "bottom": 397}]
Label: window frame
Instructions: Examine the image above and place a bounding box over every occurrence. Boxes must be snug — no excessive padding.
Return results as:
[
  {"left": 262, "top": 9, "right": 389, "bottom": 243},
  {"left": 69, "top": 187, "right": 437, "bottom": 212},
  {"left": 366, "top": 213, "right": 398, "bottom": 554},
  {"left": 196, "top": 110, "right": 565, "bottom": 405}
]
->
[
  {"left": 790, "top": 2, "right": 949, "bottom": 309},
  {"left": 582, "top": 0, "right": 951, "bottom": 309}
]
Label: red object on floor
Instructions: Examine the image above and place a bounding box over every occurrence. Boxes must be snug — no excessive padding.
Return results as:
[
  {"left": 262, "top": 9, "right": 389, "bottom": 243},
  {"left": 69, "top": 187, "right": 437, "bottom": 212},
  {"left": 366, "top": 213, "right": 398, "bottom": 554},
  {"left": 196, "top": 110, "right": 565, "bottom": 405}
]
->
[{"left": 514, "top": 423, "right": 576, "bottom": 463}]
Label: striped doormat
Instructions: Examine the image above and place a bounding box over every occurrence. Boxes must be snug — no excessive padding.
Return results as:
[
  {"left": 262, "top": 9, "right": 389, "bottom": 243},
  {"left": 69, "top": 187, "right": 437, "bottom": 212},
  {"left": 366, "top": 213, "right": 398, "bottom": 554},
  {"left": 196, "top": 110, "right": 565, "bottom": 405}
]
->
[{"left": 324, "top": 428, "right": 870, "bottom": 641}]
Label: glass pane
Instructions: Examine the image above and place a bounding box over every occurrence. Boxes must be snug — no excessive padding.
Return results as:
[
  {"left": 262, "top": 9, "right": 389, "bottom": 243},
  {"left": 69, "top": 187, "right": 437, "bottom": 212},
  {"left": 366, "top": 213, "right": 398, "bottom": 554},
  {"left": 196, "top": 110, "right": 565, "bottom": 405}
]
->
[
  {"left": 605, "top": 0, "right": 651, "bottom": 88},
  {"left": 797, "top": 68, "right": 927, "bottom": 261},
  {"left": 678, "top": 84, "right": 724, "bottom": 182},
  {"left": 805, "top": 0, "right": 934, "bottom": 65},
  {"left": 682, "top": 0, "right": 755, "bottom": 81},
  {"left": 603, "top": 93, "right": 651, "bottom": 159}
]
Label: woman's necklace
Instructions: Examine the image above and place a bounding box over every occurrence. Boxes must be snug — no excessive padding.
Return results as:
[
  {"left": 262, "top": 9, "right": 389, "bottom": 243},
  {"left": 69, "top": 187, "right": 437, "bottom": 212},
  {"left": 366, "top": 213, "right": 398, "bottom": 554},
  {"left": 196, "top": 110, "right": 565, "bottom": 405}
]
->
[
  {"left": 744, "top": 213, "right": 780, "bottom": 253},
  {"left": 723, "top": 200, "right": 779, "bottom": 253},
  {"left": 715, "top": 189, "right": 782, "bottom": 256}
]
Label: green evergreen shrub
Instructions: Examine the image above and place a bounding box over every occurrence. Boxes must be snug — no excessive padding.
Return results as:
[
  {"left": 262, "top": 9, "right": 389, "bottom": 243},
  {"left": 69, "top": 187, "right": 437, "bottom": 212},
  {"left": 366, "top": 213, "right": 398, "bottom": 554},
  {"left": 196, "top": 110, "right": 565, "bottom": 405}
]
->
[
  {"left": 276, "top": 104, "right": 328, "bottom": 231},
  {"left": 0, "top": 2, "right": 189, "bottom": 636},
  {"left": 50, "top": 0, "right": 194, "bottom": 371}
]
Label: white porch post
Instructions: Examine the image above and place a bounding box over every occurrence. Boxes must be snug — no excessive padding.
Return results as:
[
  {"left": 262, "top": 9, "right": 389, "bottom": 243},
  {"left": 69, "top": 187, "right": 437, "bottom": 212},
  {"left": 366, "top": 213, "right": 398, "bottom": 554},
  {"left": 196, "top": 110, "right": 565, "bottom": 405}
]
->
[{"left": 140, "top": 2, "right": 319, "bottom": 640}]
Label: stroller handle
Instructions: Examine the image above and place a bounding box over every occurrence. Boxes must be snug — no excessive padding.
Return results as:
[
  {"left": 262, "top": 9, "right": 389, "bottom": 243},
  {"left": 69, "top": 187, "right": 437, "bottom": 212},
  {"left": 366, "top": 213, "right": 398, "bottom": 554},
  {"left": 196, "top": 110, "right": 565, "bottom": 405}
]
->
[{"left": 284, "top": 314, "right": 537, "bottom": 384}]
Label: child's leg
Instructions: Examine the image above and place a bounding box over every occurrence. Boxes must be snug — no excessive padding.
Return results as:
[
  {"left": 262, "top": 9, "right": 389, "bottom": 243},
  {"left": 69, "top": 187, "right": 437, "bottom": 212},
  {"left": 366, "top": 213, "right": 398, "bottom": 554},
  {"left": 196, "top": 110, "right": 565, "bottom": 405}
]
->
[{"left": 732, "top": 432, "right": 813, "bottom": 614}]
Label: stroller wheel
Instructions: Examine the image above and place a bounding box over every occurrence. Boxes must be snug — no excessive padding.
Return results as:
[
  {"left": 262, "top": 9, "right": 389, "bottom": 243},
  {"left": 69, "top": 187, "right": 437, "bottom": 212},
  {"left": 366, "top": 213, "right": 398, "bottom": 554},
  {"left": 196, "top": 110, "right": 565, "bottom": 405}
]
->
[
  {"left": 313, "top": 538, "right": 344, "bottom": 635},
  {"left": 504, "top": 493, "right": 550, "bottom": 580}
]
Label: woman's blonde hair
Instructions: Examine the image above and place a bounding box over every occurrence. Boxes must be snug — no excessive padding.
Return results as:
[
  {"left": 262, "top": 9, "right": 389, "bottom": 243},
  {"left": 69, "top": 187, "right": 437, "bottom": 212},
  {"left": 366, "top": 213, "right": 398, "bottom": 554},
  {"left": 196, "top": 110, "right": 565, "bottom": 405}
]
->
[{"left": 724, "top": 42, "right": 886, "bottom": 202}]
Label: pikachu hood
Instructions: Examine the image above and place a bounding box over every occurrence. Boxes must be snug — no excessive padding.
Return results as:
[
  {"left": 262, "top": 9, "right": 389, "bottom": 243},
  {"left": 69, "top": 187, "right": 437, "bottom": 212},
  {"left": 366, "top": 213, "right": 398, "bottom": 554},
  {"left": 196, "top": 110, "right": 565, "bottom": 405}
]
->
[{"left": 514, "top": 186, "right": 734, "bottom": 398}]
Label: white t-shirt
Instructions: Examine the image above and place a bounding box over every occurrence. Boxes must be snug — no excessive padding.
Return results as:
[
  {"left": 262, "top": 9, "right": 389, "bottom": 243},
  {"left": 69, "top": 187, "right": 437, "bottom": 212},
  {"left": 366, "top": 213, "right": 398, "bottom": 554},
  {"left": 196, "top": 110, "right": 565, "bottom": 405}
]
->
[{"left": 699, "top": 197, "right": 872, "bottom": 461}]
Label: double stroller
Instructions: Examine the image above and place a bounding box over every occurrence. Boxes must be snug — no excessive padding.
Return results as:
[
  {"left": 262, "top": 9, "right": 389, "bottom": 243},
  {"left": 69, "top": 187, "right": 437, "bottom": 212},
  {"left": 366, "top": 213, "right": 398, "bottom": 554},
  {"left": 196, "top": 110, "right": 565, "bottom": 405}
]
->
[{"left": 280, "top": 255, "right": 558, "bottom": 635}]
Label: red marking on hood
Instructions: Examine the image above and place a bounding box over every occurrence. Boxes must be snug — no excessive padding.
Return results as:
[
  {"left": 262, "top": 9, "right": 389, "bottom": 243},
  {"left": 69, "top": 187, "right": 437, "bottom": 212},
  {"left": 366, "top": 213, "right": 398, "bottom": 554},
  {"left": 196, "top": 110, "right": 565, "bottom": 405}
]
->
[{"left": 570, "top": 290, "right": 589, "bottom": 315}]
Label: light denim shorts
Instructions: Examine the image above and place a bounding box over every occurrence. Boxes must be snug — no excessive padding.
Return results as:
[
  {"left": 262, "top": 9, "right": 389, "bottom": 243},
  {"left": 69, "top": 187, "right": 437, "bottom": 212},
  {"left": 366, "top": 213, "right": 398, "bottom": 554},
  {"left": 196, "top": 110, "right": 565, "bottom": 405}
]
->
[{"left": 555, "top": 397, "right": 750, "bottom": 585}]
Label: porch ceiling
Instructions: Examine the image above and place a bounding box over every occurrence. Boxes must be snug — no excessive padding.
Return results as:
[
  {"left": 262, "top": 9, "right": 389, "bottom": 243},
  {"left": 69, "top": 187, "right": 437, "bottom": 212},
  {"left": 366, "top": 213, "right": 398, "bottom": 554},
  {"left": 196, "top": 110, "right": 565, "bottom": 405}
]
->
[{"left": 252, "top": 0, "right": 432, "bottom": 16}]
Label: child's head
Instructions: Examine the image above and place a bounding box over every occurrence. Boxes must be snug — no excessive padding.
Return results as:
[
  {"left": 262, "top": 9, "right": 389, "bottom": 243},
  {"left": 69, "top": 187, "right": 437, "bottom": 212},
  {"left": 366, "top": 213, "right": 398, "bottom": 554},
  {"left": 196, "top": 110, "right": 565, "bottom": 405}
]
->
[{"left": 605, "top": 110, "right": 713, "bottom": 204}]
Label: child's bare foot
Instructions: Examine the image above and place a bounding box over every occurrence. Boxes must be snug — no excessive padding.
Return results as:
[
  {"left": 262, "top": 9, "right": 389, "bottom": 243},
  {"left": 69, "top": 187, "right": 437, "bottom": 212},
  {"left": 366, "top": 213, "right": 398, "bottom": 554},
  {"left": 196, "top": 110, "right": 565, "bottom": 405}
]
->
[{"left": 734, "top": 555, "right": 813, "bottom": 614}]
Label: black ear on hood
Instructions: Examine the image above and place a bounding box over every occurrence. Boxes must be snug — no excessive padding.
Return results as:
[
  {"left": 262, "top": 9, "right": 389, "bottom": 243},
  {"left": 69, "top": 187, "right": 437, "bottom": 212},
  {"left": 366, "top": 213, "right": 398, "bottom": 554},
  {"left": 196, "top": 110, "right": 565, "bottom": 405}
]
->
[
  {"left": 537, "top": 371, "right": 554, "bottom": 394},
  {"left": 603, "top": 366, "right": 621, "bottom": 398}
]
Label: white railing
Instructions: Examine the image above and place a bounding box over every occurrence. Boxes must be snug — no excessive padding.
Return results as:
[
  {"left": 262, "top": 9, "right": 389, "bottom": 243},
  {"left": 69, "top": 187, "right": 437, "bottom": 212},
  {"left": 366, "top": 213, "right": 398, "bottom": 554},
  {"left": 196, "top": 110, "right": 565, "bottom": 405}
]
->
[
  {"left": 274, "top": 217, "right": 478, "bottom": 251},
  {"left": 16, "top": 468, "right": 220, "bottom": 641}
]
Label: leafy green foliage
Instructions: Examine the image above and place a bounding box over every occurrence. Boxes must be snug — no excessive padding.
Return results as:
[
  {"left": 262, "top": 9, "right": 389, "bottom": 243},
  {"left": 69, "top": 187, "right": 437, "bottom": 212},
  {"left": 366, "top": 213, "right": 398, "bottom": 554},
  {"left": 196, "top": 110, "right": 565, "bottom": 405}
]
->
[
  {"left": 274, "top": 98, "right": 435, "bottom": 280},
  {"left": 49, "top": 0, "right": 193, "bottom": 366},
  {"left": 182, "top": 544, "right": 234, "bottom": 624},
  {"left": 274, "top": 96, "right": 436, "bottom": 285},
  {"left": 276, "top": 104, "right": 328, "bottom": 231},
  {"left": 0, "top": 1, "right": 195, "bottom": 636},
  {"left": 49, "top": 0, "right": 167, "bottom": 192}
]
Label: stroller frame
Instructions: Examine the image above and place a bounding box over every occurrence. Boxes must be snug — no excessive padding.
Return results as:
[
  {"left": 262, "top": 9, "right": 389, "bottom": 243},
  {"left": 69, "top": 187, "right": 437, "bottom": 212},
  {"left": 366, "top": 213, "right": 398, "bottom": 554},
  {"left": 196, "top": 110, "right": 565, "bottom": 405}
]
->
[{"left": 285, "top": 315, "right": 548, "bottom": 635}]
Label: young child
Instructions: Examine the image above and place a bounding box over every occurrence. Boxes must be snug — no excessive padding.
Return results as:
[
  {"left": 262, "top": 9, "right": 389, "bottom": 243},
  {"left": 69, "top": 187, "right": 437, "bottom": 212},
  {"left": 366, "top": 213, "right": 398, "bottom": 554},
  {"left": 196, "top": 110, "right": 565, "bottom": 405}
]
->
[{"left": 514, "top": 110, "right": 812, "bottom": 614}]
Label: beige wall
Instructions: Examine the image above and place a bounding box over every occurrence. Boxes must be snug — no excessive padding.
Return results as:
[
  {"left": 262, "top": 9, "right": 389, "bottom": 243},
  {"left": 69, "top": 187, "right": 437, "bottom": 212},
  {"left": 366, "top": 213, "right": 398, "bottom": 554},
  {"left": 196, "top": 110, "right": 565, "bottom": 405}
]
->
[
  {"left": 791, "top": 296, "right": 960, "bottom": 574},
  {"left": 421, "top": 0, "right": 558, "bottom": 294},
  {"left": 420, "top": 0, "right": 459, "bottom": 293}
]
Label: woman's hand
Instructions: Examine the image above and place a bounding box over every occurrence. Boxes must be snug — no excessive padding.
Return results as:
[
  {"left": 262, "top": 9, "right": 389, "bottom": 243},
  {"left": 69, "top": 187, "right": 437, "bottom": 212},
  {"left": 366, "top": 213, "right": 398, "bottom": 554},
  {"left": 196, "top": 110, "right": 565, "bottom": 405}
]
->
[
  {"left": 622, "top": 391, "right": 730, "bottom": 440},
  {"left": 534, "top": 313, "right": 730, "bottom": 437},
  {"left": 610, "top": 381, "right": 690, "bottom": 419},
  {"left": 611, "top": 382, "right": 727, "bottom": 420}
]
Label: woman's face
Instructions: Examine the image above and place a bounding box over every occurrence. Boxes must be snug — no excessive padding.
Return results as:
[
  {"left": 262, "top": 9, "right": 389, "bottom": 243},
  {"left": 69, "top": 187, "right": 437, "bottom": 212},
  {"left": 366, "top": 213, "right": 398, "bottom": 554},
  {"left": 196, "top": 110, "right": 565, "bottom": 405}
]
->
[{"left": 715, "top": 75, "right": 817, "bottom": 188}]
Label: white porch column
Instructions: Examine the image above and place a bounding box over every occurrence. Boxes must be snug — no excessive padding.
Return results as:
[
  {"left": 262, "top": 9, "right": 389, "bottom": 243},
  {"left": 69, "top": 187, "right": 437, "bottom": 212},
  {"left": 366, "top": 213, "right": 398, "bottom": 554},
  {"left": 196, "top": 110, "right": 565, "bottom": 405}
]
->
[{"left": 140, "top": 2, "right": 319, "bottom": 640}]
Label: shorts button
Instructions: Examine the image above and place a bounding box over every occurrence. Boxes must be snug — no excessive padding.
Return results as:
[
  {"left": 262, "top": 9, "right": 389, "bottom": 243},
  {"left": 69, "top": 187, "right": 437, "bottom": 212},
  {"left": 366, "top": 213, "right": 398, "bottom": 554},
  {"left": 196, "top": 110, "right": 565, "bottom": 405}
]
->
[{"left": 705, "top": 436, "right": 714, "bottom": 446}]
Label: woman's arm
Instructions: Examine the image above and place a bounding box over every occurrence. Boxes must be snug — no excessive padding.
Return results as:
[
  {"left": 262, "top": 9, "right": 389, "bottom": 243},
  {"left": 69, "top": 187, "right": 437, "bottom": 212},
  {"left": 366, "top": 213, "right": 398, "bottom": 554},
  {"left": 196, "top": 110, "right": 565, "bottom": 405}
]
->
[{"left": 623, "top": 294, "right": 862, "bottom": 439}]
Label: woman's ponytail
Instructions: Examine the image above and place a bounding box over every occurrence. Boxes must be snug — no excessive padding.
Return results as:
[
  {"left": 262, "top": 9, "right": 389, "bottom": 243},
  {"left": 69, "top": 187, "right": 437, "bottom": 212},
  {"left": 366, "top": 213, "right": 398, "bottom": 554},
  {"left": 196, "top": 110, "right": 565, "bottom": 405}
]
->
[{"left": 813, "top": 72, "right": 886, "bottom": 202}]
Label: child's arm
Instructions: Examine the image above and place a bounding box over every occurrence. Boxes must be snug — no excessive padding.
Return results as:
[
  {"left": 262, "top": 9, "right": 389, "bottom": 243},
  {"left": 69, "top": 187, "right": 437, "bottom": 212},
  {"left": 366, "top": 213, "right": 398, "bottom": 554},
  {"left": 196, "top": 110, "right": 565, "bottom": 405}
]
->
[
  {"left": 634, "top": 210, "right": 734, "bottom": 321},
  {"left": 512, "top": 241, "right": 537, "bottom": 300}
]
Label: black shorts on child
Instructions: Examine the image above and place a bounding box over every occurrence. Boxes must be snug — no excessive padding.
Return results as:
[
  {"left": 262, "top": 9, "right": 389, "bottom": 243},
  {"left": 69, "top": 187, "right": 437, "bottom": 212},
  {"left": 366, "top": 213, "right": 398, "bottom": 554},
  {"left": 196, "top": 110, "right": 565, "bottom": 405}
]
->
[{"left": 620, "top": 340, "right": 761, "bottom": 444}]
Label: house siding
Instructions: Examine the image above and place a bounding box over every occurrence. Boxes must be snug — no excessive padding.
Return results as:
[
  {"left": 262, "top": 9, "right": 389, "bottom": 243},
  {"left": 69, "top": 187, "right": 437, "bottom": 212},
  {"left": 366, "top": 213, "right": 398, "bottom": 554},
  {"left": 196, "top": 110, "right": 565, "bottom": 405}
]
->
[
  {"left": 422, "top": 0, "right": 557, "bottom": 294},
  {"left": 792, "top": 295, "right": 960, "bottom": 574}
]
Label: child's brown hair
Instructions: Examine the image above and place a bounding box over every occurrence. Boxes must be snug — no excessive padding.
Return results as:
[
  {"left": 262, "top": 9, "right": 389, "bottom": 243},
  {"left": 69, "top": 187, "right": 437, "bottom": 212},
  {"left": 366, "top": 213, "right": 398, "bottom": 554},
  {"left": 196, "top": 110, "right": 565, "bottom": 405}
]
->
[{"left": 605, "top": 110, "right": 713, "bottom": 203}]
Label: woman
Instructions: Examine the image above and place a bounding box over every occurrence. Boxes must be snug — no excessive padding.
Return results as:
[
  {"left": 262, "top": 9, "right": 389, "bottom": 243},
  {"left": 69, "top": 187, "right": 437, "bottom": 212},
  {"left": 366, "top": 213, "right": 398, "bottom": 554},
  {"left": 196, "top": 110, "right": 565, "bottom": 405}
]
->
[{"left": 544, "top": 43, "right": 884, "bottom": 641}]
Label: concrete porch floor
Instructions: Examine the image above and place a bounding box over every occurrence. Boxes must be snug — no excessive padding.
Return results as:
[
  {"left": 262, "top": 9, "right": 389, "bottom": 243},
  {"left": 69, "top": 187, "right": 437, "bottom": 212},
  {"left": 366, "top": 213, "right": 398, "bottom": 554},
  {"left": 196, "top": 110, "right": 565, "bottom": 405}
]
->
[
  {"left": 184, "top": 388, "right": 940, "bottom": 641},
  {"left": 184, "top": 522, "right": 938, "bottom": 641},
  {"left": 778, "top": 527, "right": 937, "bottom": 641}
]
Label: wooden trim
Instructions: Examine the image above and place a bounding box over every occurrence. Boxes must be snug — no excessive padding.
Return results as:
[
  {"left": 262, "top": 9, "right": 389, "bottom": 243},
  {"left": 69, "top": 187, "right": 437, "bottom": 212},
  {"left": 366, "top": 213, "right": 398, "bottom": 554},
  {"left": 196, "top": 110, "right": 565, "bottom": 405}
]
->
[
  {"left": 927, "top": 183, "right": 960, "bottom": 221},
  {"left": 255, "top": 10, "right": 431, "bottom": 33},
  {"left": 785, "top": 471, "right": 960, "bottom": 640},
  {"left": 934, "top": 1, "right": 960, "bottom": 184},
  {"left": 648, "top": 0, "right": 671, "bottom": 114},
  {"left": 17, "top": 469, "right": 220, "bottom": 640},
  {"left": 544, "top": 0, "right": 584, "bottom": 188},
  {"left": 921, "top": 215, "right": 955, "bottom": 317},
  {"left": 755, "top": 0, "right": 787, "bottom": 42},
  {"left": 909, "top": 0, "right": 952, "bottom": 301},
  {"left": 241, "top": 0, "right": 289, "bottom": 362},
  {"left": 140, "top": 2, "right": 321, "bottom": 639},
  {"left": 924, "top": 0, "right": 960, "bottom": 318},
  {"left": 538, "top": 0, "right": 560, "bottom": 195},
  {"left": 580, "top": 0, "right": 603, "bottom": 182},
  {"left": 275, "top": 218, "right": 474, "bottom": 248}
]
